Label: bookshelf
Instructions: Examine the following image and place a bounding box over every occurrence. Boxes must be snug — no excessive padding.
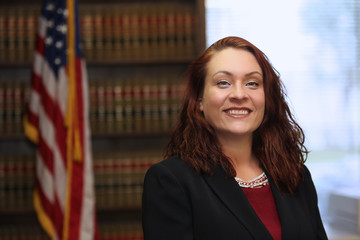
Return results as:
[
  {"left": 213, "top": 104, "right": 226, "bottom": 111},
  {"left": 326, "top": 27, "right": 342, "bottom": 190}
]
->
[{"left": 0, "top": 0, "right": 206, "bottom": 239}]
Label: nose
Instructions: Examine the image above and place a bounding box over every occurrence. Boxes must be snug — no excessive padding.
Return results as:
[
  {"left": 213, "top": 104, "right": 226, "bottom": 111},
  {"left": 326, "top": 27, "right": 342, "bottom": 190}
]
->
[{"left": 229, "top": 83, "right": 248, "bottom": 101}]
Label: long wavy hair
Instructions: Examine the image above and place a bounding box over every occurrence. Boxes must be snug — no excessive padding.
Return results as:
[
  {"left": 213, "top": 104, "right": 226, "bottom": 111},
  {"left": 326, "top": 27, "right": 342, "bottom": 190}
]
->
[{"left": 165, "top": 36, "right": 308, "bottom": 193}]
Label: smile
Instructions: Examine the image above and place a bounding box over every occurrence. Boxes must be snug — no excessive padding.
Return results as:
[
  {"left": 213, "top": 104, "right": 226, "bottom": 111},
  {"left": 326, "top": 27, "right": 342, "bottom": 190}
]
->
[{"left": 225, "top": 109, "right": 251, "bottom": 115}]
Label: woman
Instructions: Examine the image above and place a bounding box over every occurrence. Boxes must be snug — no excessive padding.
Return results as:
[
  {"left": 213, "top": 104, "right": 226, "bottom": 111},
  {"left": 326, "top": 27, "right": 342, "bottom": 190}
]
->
[{"left": 142, "top": 36, "right": 327, "bottom": 240}]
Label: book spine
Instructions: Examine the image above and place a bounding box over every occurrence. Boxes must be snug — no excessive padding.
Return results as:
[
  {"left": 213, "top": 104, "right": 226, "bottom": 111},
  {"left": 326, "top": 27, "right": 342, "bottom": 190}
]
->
[
  {"left": 112, "top": 8, "right": 123, "bottom": 60},
  {"left": 122, "top": 8, "right": 132, "bottom": 60},
  {"left": 96, "top": 80, "right": 106, "bottom": 134},
  {"left": 80, "top": 7, "right": 94, "bottom": 61},
  {"left": 104, "top": 78, "right": 115, "bottom": 134},
  {"left": 158, "top": 77, "right": 170, "bottom": 132},
  {"left": 103, "top": 6, "right": 113, "bottom": 60},
  {"left": 16, "top": 8, "right": 26, "bottom": 63},
  {"left": 93, "top": 7, "right": 104, "bottom": 61},
  {"left": 89, "top": 79, "right": 98, "bottom": 134},
  {"left": 0, "top": 8, "right": 6, "bottom": 62},
  {"left": 133, "top": 77, "right": 142, "bottom": 133},
  {"left": 7, "top": 9, "right": 16, "bottom": 63},
  {"left": 0, "top": 155, "right": 6, "bottom": 212},
  {"left": 113, "top": 78, "right": 124, "bottom": 133},
  {"left": 123, "top": 77, "right": 133, "bottom": 133},
  {"left": 0, "top": 81, "right": 4, "bottom": 135},
  {"left": 4, "top": 81, "right": 14, "bottom": 135},
  {"left": 13, "top": 81, "right": 22, "bottom": 135},
  {"left": 25, "top": 8, "right": 37, "bottom": 62}
]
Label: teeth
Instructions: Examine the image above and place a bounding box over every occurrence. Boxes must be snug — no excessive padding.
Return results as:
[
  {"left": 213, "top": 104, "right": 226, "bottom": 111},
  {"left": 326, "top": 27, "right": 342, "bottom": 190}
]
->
[{"left": 227, "top": 109, "right": 249, "bottom": 115}]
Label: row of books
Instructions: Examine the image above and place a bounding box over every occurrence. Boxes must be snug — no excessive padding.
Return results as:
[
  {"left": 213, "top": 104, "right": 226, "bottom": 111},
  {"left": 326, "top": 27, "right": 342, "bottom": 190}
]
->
[
  {"left": 99, "top": 221, "right": 143, "bottom": 240},
  {"left": 89, "top": 76, "right": 184, "bottom": 134},
  {"left": 0, "top": 154, "right": 35, "bottom": 212},
  {"left": 0, "top": 3, "right": 198, "bottom": 64},
  {"left": 0, "top": 80, "right": 30, "bottom": 137},
  {"left": 80, "top": 3, "right": 197, "bottom": 62},
  {"left": 0, "top": 225, "right": 49, "bottom": 240},
  {"left": 93, "top": 150, "right": 162, "bottom": 210},
  {"left": 0, "top": 221, "right": 143, "bottom": 240},
  {"left": 0, "top": 7, "right": 38, "bottom": 63},
  {"left": 0, "top": 75, "right": 185, "bottom": 136},
  {"left": 0, "top": 150, "right": 162, "bottom": 212}
]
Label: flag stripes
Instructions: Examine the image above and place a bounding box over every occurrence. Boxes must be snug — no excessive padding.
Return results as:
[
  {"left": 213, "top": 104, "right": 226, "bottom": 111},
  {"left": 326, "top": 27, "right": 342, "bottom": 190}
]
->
[{"left": 24, "top": 0, "right": 98, "bottom": 239}]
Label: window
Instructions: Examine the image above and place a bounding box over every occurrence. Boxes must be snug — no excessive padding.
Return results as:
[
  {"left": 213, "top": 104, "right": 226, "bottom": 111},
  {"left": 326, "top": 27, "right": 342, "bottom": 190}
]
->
[{"left": 206, "top": 0, "right": 360, "bottom": 226}]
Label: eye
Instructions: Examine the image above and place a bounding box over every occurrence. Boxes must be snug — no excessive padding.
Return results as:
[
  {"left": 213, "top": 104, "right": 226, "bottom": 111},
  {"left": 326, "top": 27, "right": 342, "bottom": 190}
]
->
[
  {"left": 245, "top": 81, "right": 260, "bottom": 88},
  {"left": 216, "top": 80, "right": 231, "bottom": 88}
]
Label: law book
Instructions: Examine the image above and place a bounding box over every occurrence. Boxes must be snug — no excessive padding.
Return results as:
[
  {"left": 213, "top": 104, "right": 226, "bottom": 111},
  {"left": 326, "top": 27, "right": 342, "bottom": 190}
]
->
[
  {"left": 16, "top": 8, "right": 26, "bottom": 62},
  {"left": 104, "top": 79, "right": 115, "bottom": 134},
  {"left": 103, "top": 6, "right": 113, "bottom": 60},
  {"left": 121, "top": 7, "right": 132, "bottom": 60},
  {"left": 142, "top": 78, "right": 152, "bottom": 133},
  {"left": 123, "top": 78, "right": 134, "bottom": 133},
  {"left": 129, "top": 5, "right": 141, "bottom": 61},
  {"left": 13, "top": 81, "right": 23, "bottom": 135},
  {"left": 96, "top": 80, "right": 106, "bottom": 134},
  {"left": 6, "top": 9, "right": 16, "bottom": 63},
  {"left": 93, "top": 7, "right": 104, "bottom": 61},
  {"left": 4, "top": 81, "right": 14, "bottom": 135},
  {"left": 138, "top": 6, "right": 151, "bottom": 61},
  {"left": 25, "top": 8, "right": 38, "bottom": 62},
  {"left": 165, "top": 5, "right": 177, "bottom": 59},
  {"left": 112, "top": 7, "right": 124, "bottom": 60},
  {"left": 0, "top": 8, "right": 6, "bottom": 62},
  {"left": 183, "top": 5, "right": 196, "bottom": 59},
  {"left": 147, "top": 6, "right": 159, "bottom": 61},
  {"left": 158, "top": 77, "right": 170, "bottom": 132},
  {"left": 0, "top": 155, "right": 6, "bottom": 211},
  {"left": 132, "top": 77, "right": 143, "bottom": 133},
  {"left": 156, "top": 5, "right": 168, "bottom": 61},
  {"left": 113, "top": 78, "right": 124, "bottom": 133},
  {"left": 149, "top": 78, "right": 160, "bottom": 133},
  {"left": 0, "top": 81, "right": 5, "bottom": 134},
  {"left": 89, "top": 79, "right": 98, "bottom": 133},
  {"left": 80, "top": 6, "right": 94, "bottom": 60}
]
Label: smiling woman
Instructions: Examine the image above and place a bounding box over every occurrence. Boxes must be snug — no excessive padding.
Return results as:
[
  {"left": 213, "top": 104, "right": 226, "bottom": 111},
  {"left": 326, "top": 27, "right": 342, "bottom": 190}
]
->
[
  {"left": 199, "top": 48, "right": 265, "bottom": 145},
  {"left": 142, "top": 36, "right": 328, "bottom": 240}
]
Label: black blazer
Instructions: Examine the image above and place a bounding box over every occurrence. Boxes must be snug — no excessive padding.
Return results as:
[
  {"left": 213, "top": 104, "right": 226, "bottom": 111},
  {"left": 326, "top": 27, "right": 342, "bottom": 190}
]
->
[{"left": 142, "top": 156, "right": 328, "bottom": 240}]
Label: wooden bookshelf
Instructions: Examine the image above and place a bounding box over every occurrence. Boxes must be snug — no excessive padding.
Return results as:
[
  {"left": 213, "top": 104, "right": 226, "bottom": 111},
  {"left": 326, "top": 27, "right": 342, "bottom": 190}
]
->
[{"left": 0, "top": 0, "right": 206, "bottom": 239}]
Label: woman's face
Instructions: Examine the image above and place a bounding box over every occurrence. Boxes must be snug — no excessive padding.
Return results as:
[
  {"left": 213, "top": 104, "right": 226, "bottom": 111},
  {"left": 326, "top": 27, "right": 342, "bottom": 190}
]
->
[{"left": 199, "top": 48, "right": 265, "bottom": 140}]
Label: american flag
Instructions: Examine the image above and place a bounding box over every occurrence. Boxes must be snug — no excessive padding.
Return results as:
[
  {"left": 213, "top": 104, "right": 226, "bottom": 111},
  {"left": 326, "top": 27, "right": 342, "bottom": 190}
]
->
[{"left": 24, "top": 0, "right": 99, "bottom": 239}]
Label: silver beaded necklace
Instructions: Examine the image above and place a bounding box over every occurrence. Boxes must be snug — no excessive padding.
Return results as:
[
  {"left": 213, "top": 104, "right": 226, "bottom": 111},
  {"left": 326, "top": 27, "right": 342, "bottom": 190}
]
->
[{"left": 235, "top": 172, "right": 269, "bottom": 188}]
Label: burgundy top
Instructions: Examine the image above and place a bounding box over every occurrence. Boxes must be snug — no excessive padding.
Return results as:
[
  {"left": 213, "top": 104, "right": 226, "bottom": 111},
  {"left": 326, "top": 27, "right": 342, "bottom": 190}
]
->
[{"left": 242, "top": 185, "right": 282, "bottom": 240}]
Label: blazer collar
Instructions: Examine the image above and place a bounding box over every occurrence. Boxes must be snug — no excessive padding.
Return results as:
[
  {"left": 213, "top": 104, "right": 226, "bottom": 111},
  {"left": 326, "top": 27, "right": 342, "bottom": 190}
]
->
[
  {"left": 267, "top": 173, "right": 301, "bottom": 240},
  {"left": 204, "top": 165, "right": 273, "bottom": 240}
]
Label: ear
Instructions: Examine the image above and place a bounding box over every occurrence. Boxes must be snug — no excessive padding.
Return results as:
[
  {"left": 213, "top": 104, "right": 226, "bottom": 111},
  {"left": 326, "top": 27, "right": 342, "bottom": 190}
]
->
[{"left": 199, "top": 98, "right": 204, "bottom": 111}]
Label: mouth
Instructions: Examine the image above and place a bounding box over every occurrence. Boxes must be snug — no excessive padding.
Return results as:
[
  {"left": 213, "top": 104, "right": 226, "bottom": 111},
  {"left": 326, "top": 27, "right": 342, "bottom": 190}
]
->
[{"left": 224, "top": 108, "right": 252, "bottom": 116}]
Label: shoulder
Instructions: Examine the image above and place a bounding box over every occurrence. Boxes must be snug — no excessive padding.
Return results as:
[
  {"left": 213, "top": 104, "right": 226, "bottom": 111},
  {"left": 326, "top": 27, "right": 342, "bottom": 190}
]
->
[
  {"left": 296, "top": 165, "right": 318, "bottom": 201},
  {"left": 145, "top": 155, "right": 201, "bottom": 184}
]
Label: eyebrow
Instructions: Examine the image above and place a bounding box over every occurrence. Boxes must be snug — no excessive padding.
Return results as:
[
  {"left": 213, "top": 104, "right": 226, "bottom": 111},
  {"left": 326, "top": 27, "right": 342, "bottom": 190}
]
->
[{"left": 212, "top": 71, "right": 263, "bottom": 78}]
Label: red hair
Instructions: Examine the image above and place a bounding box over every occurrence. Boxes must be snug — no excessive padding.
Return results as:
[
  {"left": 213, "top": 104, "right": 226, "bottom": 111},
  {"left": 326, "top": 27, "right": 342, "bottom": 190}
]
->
[{"left": 165, "top": 36, "right": 307, "bottom": 193}]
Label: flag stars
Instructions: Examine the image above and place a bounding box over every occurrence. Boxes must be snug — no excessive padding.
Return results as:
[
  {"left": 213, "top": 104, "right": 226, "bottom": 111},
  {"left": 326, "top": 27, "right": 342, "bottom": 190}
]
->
[
  {"left": 55, "top": 41, "right": 63, "bottom": 49},
  {"left": 45, "top": 37, "right": 53, "bottom": 45},
  {"left": 63, "top": 9, "right": 69, "bottom": 18},
  {"left": 46, "top": 3, "right": 55, "bottom": 11},
  {"left": 47, "top": 20, "right": 54, "bottom": 28},
  {"left": 54, "top": 58, "right": 61, "bottom": 65},
  {"left": 57, "top": 24, "right": 67, "bottom": 34}
]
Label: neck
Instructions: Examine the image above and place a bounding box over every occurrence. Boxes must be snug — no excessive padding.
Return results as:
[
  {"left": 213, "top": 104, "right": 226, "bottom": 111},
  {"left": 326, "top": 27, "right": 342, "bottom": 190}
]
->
[{"left": 218, "top": 133, "right": 262, "bottom": 181}]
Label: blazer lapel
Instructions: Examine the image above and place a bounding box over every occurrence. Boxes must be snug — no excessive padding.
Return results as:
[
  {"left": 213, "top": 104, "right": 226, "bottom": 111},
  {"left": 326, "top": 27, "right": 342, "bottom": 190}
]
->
[
  {"left": 204, "top": 166, "right": 273, "bottom": 240},
  {"left": 268, "top": 177, "right": 300, "bottom": 240}
]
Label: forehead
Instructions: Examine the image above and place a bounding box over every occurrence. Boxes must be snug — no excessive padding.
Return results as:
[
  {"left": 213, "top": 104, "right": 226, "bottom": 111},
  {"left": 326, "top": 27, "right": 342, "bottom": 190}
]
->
[{"left": 206, "top": 48, "right": 262, "bottom": 76}]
